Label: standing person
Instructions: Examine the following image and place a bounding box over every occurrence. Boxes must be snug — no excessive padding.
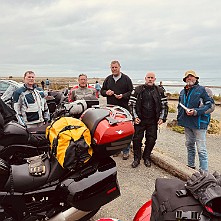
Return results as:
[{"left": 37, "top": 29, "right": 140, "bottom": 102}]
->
[
  {"left": 41, "top": 80, "right": 45, "bottom": 90},
  {"left": 100, "top": 60, "right": 133, "bottom": 160},
  {"left": 13, "top": 71, "right": 50, "bottom": 128},
  {"left": 129, "top": 72, "right": 168, "bottom": 168},
  {"left": 45, "top": 78, "right": 50, "bottom": 90},
  {"left": 95, "top": 80, "right": 101, "bottom": 98},
  {"left": 68, "top": 74, "right": 97, "bottom": 102},
  {"left": 159, "top": 81, "right": 166, "bottom": 92},
  {"left": 177, "top": 70, "right": 214, "bottom": 171}
]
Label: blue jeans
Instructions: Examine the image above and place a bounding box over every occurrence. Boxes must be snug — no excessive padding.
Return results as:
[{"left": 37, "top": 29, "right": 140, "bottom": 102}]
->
[
  {"left": 184, "top": 127, "right": 208, "bottom": 171},
  {"left": 122, "top": 144, "right": 131, "bottom": 154}
]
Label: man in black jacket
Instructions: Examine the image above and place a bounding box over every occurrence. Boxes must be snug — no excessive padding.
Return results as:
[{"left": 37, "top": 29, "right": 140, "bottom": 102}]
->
[
  {"left": 101, "top": 60, "right": 133, "bottom": 160},
  {"left": 129, "top": 72, "right": 168, "bottom": 168}
]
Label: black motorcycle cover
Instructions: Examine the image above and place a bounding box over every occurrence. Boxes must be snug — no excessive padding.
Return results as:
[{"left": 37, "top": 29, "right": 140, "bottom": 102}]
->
[
  {"left": 0, "top": 98, "right": 16, "bottom": 137},
  {"left": 150, "top": 178, "right": 214, "bottom": 221}
]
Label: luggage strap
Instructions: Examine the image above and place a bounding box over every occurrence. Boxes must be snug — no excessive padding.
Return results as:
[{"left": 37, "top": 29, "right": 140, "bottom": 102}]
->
[
  {"left": 176, "top": 210, "right": 211, "bottom": 221},
  {"left": 26, "top": 154, "right": 47, "bottom": 176},
  {"left": 51, "top": 125, "right": 82, "bottom": 156},
  {"left": 176, "top": 189, "right": 188, "bottom": 197},
  {"left": 176, "top": 210, "right": 200, "bottom": 220}
]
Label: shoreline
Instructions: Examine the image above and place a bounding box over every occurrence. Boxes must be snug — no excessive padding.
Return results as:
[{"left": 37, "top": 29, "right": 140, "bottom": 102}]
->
[{"left": 2, "top": 76, "right": 221, "bottom": 87}]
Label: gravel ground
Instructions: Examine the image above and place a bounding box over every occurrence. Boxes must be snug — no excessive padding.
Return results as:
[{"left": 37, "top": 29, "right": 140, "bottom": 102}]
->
[
  {"left": 90, "top": 99, "right": 221, "bottom": 221},
  {"left": 91, "top": 156, "right": 174, "bottom": 221}
]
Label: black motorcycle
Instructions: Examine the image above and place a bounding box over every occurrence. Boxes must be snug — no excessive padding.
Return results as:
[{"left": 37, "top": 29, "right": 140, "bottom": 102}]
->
[{"left": 0, "top": 106, "right": 134, "bottom": 221}]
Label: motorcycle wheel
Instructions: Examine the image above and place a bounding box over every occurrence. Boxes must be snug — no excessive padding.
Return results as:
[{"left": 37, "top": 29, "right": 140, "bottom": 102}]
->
[{"left": 78, "top": 208, "right": 100, "bottom": 221}]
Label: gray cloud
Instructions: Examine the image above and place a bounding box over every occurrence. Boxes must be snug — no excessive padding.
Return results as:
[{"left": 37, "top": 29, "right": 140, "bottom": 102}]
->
[{"left": 0, "top": 0, "right": 221, "bottom": 78}]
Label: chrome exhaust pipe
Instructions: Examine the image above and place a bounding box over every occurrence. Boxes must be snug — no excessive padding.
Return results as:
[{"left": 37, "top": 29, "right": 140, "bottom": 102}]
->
[{"left": 48, "top": 207, "right": 91, "bottom": 221}]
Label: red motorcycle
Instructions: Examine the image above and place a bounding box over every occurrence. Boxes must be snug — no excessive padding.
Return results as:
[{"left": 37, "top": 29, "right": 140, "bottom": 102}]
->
[
  {"left": 133, "top": 200, "right": 152, "bottom": 221},
  {"left": 96, "top": 200, "right": 152, "bottom": 221}
]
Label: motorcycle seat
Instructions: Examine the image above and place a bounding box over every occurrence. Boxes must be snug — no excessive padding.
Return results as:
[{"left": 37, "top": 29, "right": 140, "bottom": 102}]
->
[
  {"left": 0, "top": 144, "right": 46, "bottom": 163},
  {"left": 81, "top": 109, "right": 110, "bottom": 137},
  {"left": 3, "top": 156, "right": 66, "bottom": 192},
  {"left": 27, "top": 123, "right": 50, "bottom": 134}
]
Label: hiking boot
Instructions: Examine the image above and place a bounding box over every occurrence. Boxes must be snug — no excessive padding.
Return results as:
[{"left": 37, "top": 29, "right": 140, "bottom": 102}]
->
[
  {"left": 187, "top": 165, "right": 196, "bottom": 170},
  {"left": 122, "top": 153, "right": 129, "bottom": 160},
  {"left": 132, "top": 160, "right": 140, "bottom": 168},
  {"left": 144, "top": 159, "right": 151, "bottom": 167}
]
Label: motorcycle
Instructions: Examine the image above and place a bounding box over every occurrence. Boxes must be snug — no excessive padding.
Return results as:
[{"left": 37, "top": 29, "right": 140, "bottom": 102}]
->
[
  {"left": 46, "top": 89, "right": 99, "bottom": 120},
  {"left": 94, "top": 199, "right": 152, "bottom": 221},
  {"left": 133, "top": 200, "right": 152, "bottom": 221},
  {"left": 0, "top": 105, "right": 134, "bottom": 221},
  {"left": 0, "top": 95, "right": 98, "bottom": 164}
]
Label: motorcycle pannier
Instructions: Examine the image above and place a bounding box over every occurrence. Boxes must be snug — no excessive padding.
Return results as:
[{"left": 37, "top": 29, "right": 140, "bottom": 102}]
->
[
  {"left": 150, "top": 178, "right": 211, "bottom": 221},
  {"left": 81, "top": 106, "right": 134, "bottom": 157},
  {"left": 0, "top": 158, "right": 10, "bottom": 189},
  {"left": 46, "top": 117, "right": 93, "bottom": 171}
]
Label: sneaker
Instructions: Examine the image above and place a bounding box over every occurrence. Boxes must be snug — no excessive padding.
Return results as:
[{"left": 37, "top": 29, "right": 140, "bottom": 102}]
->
[{"left": 122, "top": 153, "right": 129, "bottom": 160}]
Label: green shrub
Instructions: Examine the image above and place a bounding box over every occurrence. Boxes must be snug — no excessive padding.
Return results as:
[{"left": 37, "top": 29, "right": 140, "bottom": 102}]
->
[
  {"left": 172, "top": 125, "right": 185, "bottom": 134},
  {"left": 207, "top": 118, "right": 220, "bottom": 134},
  {"left": 213, "top": 95, "right": 221, "bottom": 102},
  {"left": 168, "top": 104, "right": 176, "bottom": 113}
]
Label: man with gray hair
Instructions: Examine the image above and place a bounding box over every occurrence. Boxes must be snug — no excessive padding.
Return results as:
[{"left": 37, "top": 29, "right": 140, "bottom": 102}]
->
[
  {"left": 129, "top": 72, "right": 168, "bottom": 168},
  {"left": 177, "top": 70, "right": 214, "bottom": 171},
  {"left": 69, "top": 74, "right": 96, "bottom": 102}
]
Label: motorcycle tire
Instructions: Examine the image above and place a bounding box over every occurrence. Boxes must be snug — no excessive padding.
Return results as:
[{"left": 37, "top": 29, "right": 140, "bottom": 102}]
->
[{"left": 78, "top": 208, "right": 100, "bottom": 221}]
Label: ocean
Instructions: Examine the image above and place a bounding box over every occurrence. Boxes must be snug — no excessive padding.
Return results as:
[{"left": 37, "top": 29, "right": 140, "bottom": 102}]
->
[{"left": 132, "top": 77, "right": 221, "bottom": 96}]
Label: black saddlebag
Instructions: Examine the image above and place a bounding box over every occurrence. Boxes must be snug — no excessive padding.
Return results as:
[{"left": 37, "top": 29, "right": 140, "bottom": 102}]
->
[
  {"left": 150, "top": 178, "right": 214, "bottom": 221},
  {"left": 0, "top": 158, "right": 10, "bottom": 190},
  {"left": 61, "top": 157, "right": 120, "bottom": 211}
]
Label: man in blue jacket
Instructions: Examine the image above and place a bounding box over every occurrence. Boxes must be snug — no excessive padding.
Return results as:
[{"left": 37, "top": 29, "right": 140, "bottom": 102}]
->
[{"left": 177, "top": 70, "right": 214, "bottom": 171}]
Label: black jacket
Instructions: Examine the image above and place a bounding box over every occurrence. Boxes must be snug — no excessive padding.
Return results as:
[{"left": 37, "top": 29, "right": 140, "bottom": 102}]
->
[
  {"left": 100, "top": 73, "right": 133, "bottom": 109},
  {"left": 0, "top": 98, "right": 16, "bottom": 124},
  {"left": 0, "top": 98, "right": 16, "bottom": 137},
  {"left": 129, "top": 84, "right": 168, "bottom": 122}
]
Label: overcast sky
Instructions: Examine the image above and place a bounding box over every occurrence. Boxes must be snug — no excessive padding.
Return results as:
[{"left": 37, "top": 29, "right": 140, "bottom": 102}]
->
[{"left": 0, "top": 0, "right": 221, "bottom": 79}]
